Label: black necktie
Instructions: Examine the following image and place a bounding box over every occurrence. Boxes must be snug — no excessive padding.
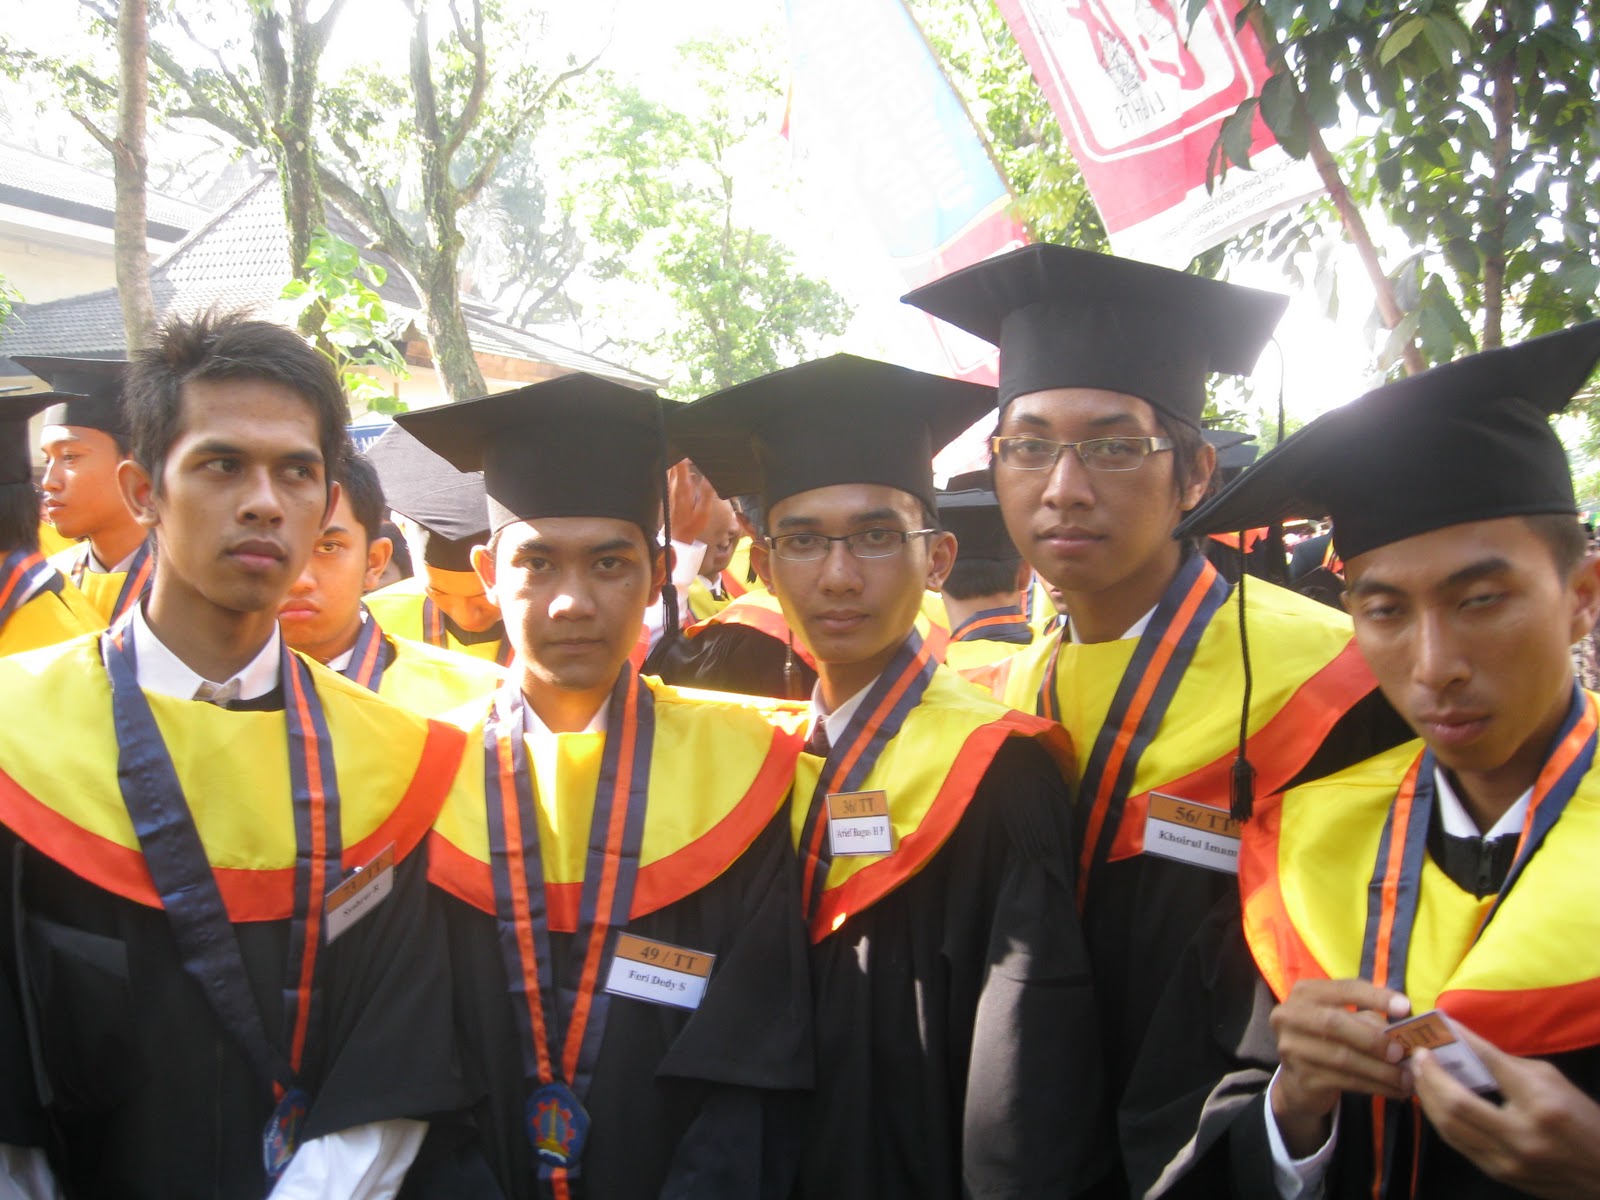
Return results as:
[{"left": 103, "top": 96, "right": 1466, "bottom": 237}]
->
[{"left": 805, "top": 721, "right": 831, "bottom": 757}]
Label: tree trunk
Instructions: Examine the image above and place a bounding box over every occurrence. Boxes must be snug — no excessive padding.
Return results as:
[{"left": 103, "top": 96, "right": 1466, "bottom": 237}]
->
[
  {"left": 408, "top": 4, "right": 485, "bottom": 400},
  {"left": 419, "top": 249, "right": 486, "bottom": 400},
  {"left": 113, "top": 0, "right": 155, "bottom": 352},
  {"left": 1481, "top": 3, "right": 1514, "bottom": 351}
]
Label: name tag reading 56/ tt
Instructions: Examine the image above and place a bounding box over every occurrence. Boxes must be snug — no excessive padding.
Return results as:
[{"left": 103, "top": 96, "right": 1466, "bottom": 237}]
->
[{"left": 827, "top": 790, "right": 894, "bottom": 857}]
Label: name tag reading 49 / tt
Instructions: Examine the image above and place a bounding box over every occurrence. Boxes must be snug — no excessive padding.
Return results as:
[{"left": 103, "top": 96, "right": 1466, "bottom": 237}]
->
[{"left": 603, "top": 934, "right": 715, "bottom": 1010}]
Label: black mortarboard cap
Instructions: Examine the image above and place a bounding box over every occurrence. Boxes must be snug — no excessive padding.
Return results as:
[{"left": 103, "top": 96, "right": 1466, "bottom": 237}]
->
[
  {"left": 364, "top": 425, "right": 488, "bottom": 569},
  {"left": 901, "top": 244, "right": 1288, "bottom": 428},
  {"left": 1177, "top": 322, "right": 1600, "bottom": 561},
  {"left": 394, "top": 373, "right": 665, "bottom": 539},
  {"left": 938, "top": 473, "right": 1019, "bottom": 562},
  {"left": 11, "top": 356, "right": 129, "bottom": 437},
  {"left": 667, "top": 354, "right": 995, "bottom": 515},
  {"left": 0, "top": 392, "right": 56, "bottom": 485}
]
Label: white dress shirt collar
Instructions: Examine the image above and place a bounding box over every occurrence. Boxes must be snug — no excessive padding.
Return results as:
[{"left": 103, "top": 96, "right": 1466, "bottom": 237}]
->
[
  {"left": 1434, "top": 767, "right": 1530, "bottom": 840},
  {"left": 1067, "top": 603, "right": 1157, "bottom": 645},
  {"left": 809, "top": 676, "right": 877, "bottom": 749},
  {"left": 130, "top": 604, "right": 282, "bottom": 703}
]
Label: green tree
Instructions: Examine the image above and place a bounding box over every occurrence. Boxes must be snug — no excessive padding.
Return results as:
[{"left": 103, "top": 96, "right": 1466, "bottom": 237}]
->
[
  {"left": 1214, "top": 0, "right": 1600, "bottom": 369},
  {"left": 4, "top": 0, "right": 157, "bottom": 349},
  {"left": 565, "top": 41, "right": 853, "bottom": 397},
  {"left": 905, "top": 0, "right": 1110, "bottom": 249},
  {"left": 279, "top": 228, "right": 411, "bottom": 415}
]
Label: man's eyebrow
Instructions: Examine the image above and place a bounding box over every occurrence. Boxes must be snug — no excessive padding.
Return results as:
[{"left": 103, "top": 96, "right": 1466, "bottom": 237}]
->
[
  {"left": 321, "top": 523, "right": 353, "bottom": 538},
  {"left": 774, "top": 509, "right": 905, "bottom": 531},
  {"left": 1348, "top": 556, "right": 1514, "bottom": 598},
  {"left": 587, "top": 538, "right": 637, "bottom": 556},
  {"left": 1443, "top": 556, "right": 1513, "bottom": 589}
]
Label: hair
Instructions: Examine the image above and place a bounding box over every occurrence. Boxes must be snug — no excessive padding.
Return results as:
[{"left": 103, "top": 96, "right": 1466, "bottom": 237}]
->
[
  {"left": 337, "top": 451, "right": 387, "bottom": 546},
  {"left": 125, "top": 310, "right": 350, "bottom": 494},
  {"left": 1157, "top": 412, "right": 1214, "bottom": 499},
  {"left": 944, "top": 555, "right": 1023, "bottom": 601},
  {"left": 1525, "top": 512, "right": 1590, "bottom": 577},
  {"left": 0, "top": 482, "right": 40, "bottom": 554}
]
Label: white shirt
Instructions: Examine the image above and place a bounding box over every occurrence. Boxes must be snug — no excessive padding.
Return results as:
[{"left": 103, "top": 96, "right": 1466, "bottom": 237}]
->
[
  {"left": 130, "top": 604, "right": 281, "bottom": 702},
  {"left": 521, "top": 690, "right": 610, "bottom": 784},
  {"left": 323, "top": 611, "right": 373, "bottom": 675},
  {"left": 808, "top": 676, "right": 877, "bottom": 751},
  {"left": 1066, "top": 604, "right": 1156, "bottom": 644},
  {"left": 84, "top": 545, "right": 142, "bottom": 575}
]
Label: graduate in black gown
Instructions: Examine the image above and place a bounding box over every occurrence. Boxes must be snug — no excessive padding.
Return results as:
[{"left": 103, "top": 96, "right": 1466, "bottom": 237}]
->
[
  {"left": 0, "top": 313, "right": 472, "bottom": 1198},
  {"left": 397, "top": 373, "right": 812, "bottom": 1199},
  {"left": 1124, "top": 322, "right": 1600, "bottom": 1198},
  {"left": 906, "top": 246, "right": 1412, "bottom": 1200},
  {"left": 668, "top": 353, "right": 1109, "bottom": 1198}
]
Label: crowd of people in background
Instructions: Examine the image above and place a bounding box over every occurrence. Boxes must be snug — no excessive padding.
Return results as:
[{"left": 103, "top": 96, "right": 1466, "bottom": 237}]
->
[{"left": 0, "top": 244, "right": 1597, "bottom": 1199}]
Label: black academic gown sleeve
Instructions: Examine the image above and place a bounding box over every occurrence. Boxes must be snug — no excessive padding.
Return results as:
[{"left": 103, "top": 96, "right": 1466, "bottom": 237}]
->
[
  {"left": 439, "top": 806, "right": 811, "bottom": 1200},
  {"left": 0, "top": 840, "right": 47, "bottom": 1150},
  {"left": 1117, "top": 893, "right": 1279, "bottom": 1199},
  {"left": 797, "top": 737, "right": 1110, "bottom": 1200},
  {"left": 647, "top": 624, "right": 817, "bottom": 700},
  {"left": 1, "top": 829, "right": 470, "bottom": 1200}
]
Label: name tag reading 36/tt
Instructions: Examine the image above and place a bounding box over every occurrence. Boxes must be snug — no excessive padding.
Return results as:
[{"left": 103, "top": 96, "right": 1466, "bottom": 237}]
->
[{"left": 827, "top": 789, "right": 894, "bottom": 857}]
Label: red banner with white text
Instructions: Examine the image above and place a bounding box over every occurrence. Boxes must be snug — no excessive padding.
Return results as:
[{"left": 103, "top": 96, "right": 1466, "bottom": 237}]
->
[{"left": 996, "top": 0, "right": 1322, "bottom": 266}]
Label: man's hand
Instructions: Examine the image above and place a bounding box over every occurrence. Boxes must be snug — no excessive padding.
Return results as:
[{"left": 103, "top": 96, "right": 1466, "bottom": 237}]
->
[
  {"left": 666, "top": 460, "right": 713, "bottom": 546},
  {"left": 1269, "top": 979, "right": 1412, "bottom": 1158},
  {"left": 1413, "top": 1023, "right": 1600, "bottom": 1199}
]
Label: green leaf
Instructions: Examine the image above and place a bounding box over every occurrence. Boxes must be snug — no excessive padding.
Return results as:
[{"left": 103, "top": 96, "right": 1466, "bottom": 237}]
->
[
  {"left": 1221, "top": 98, "right": 1259, "bottom": 170},
  {"left": 1378, "top": 311, "right": 1422, "bottom": 371},
  {"left": 1379, "top": 15, "right": 1427, "bottom": 65},
  {"left": 1259, "top": 72, "right": 1299, "bottom": 140},
  {"left": 1377, "top": 149, "right": 1403, "bottom": 192}
]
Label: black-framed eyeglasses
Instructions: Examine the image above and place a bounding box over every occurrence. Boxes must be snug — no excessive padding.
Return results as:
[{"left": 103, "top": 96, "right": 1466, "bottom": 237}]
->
[
  {"left": 990, "top": 434, "right": 1174, "bottom": 472},
  {"left": 767, "top": 528, "right": 937, "bottom": 561}
]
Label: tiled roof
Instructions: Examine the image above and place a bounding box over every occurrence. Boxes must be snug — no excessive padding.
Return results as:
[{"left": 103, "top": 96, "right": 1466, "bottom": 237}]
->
[
  {"left": 0, "top": 141, "right": 210, "bottom": 239},
  {"left": 0, "top": 172, "right": 656, "bottom": 389}
]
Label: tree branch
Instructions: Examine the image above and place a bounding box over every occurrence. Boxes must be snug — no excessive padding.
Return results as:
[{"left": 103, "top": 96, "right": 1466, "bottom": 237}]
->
[
  {"left": 68, "top": 108, "right": 116, "bottom": 154},
  {"left": 454, "top": 51, "right": 601, "bottom": 212},
  {"left": 442, "top": 0, "right": 488, "bottom": 161}
]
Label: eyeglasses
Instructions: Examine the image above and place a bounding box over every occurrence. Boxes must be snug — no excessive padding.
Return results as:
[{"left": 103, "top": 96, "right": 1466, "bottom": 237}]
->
[
  {"left": 990, "top": 434, "right": 1174, "bottom": 472},
  {"left": 767, "top": 528, "right": 936, "bottom": 561}
]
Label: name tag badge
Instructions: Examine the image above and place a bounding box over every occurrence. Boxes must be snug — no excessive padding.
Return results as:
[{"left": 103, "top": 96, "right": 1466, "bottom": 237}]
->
[
  {"left": 603, "top": 934, "right": 715, "bottom": 1010},
  {"left": 1385, "top": 1010, "right": 1497, "bottom": 1093},
  {"left": 1141, "top": 793, "right": 1241, "bottom": 875},
  {"left": 826, "top": 790, "right": 895, "bottom": 857},
  {"left": 324, "top": 843, "right": 396, "bottom": 943}
]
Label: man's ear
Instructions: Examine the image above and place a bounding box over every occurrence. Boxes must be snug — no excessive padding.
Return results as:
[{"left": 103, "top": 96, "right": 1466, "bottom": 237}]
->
[
  {"left": 648, "top": 544, "right": 668, "bottom": 606},
  {"left": 471, "top": 543, "right": 497, "bottom": 604},
  {"left": 1180, "top": 441, "right": 1217, "bottom": 513},
  {"left": 1568, "top": 552, "right": 1600, "bottom": 646},
  {"left": 924, "top": 530, "right": 958, "bottom": 591},
  {"left": 751, "top": 539, "right": 775, "bottom": 594},
  {"left": 117, "top": 458, "right": 160, "bottom": 530},
  {"left": 363, "top": 536, "right": 395, "bottom": 592}
]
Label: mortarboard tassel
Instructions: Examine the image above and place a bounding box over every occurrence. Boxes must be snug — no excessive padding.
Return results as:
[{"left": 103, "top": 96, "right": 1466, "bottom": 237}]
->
[{"left": 1231, "top": 529, "right": 1256, "bottom": 823}]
